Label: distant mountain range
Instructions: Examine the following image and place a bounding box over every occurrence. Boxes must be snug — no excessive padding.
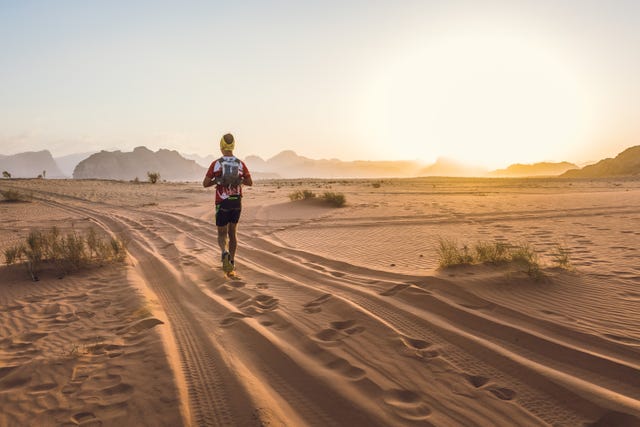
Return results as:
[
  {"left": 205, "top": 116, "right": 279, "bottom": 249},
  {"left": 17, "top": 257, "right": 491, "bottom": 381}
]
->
[
  {"left": 0, "top": 145, "right": 638, "bottom": 180},
  {"left": 487, "top": 161, "right": 578, "bottom": 177},
  {"left": 73, "top": 147, "right": 206, "bottom": 181},
  {"left": 561, "top": 145, "right": 640, "bottom": 178},
  {"left": 0, "top": 150, "right": 65, "bottom": 178}
]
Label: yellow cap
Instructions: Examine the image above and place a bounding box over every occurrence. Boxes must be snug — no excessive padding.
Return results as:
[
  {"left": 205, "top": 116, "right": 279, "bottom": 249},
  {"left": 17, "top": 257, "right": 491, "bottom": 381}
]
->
[{"left": 220, "top": 133, "right": 235, "bottom": 151}]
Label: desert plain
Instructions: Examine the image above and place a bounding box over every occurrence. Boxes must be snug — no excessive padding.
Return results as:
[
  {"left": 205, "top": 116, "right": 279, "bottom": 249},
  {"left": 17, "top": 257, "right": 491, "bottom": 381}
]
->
[{"left": 0, "top": 177, "right": 639, "bottom": 427}]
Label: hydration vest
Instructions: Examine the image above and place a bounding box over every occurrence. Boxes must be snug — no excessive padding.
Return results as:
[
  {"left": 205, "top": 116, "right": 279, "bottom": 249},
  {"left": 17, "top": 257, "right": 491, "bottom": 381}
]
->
[{"left": 217, "top": 157, "right": 242, "bottom": 186}]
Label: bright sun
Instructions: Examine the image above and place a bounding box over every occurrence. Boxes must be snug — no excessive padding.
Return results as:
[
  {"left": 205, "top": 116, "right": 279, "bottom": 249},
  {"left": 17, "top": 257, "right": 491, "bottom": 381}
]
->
[{"left": 364, "top": 33, "right": 594, "bottom": 169}]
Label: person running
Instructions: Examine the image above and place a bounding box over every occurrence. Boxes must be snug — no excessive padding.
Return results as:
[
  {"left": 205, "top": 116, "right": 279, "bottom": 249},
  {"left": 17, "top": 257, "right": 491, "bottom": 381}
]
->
[{"left": 203, "top": 133, "right": 253, "bottom": 274}]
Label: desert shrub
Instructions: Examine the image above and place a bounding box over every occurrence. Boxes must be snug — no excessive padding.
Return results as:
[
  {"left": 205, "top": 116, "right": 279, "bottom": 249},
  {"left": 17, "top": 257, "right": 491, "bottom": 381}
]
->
[
  {"left": 321, "top": 192, "right": 346, "bottom": 207},
  {"left": 1, "top": 190, "right": 26, "bottom": 202},
  {"left": 2, "top": 171, "right": 11, "bottom": 178},
  {"left": 4, "top": 227, "right": 128, "bottom": 280},
  {"left": 4, "top": 245, "right": 24, "bottom": 265},
  {"left": 86, "top": 227, "right": 99, "bottom": 259},
  {"left": 437, "top": 238, "right": 545, "bottom": 279},
  {"left": 59, "top": 231, "right": 88, "bottom": 273},
  {"left": 552, "top": 244, "right": 572, "bottom": 269},
  {"left": 109, "top": 236, "right": 129, "bottom": 262},
  {"left": 289, "top": 189, "right": 316, "bottom": 201},
  {"left": 372, "top": 181, "right": 381, "bottom": 188},
  {"left": 474, "top": 241, "right": 510, "bottom": 264},
  {"left": 147, "top": 171, "right": 160, "bottom": 184},
  {"left": 437, "top": 238, "right": 473, "bottom": 267}
]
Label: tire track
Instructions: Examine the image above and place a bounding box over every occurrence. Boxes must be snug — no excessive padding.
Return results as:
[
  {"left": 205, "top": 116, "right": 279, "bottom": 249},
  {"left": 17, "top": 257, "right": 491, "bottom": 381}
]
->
[{"left": 28, "top": 194, "right": 254, "bottom": 427}]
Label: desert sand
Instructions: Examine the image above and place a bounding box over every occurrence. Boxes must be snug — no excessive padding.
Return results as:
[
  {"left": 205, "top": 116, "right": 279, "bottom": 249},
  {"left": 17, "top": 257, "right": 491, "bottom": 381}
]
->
[{"left": 0, "top": 177, "right": 639, "bottom": 426}]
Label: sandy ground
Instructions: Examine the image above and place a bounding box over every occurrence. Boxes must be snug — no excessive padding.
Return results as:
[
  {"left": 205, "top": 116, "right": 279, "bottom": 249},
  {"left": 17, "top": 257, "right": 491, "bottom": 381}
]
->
[{"left": 0, "top": 177, "right": 639, "bottom": 426}]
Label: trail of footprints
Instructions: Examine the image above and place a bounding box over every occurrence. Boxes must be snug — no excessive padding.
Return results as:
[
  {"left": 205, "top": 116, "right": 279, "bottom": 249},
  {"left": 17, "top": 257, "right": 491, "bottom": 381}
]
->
[{"left": 0, "top": 275, "right": 164, "bottom": 426}]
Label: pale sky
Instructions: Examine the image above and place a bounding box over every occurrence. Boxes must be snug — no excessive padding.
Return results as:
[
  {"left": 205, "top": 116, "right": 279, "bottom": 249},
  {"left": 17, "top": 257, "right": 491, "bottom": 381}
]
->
[{"left": 1, "top": 0, "right": 639, "bottom": 168}]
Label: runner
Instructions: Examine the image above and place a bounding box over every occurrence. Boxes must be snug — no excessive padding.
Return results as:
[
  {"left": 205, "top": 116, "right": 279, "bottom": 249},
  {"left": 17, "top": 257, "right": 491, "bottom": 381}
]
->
[{"left": 202, "top": 133, "right": 253, "bottom": 275}]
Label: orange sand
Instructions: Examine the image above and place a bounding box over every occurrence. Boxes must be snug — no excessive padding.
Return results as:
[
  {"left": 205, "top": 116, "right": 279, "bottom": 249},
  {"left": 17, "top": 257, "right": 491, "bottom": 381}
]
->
[{"left": 1, "top": 177, "right": 639, "bottom": 426}]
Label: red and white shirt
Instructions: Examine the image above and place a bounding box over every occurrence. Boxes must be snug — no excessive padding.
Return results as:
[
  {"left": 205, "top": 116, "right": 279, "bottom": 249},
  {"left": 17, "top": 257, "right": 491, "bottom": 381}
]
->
[{"left": 205, "top": 156, "right": 251, "bottom": 205}]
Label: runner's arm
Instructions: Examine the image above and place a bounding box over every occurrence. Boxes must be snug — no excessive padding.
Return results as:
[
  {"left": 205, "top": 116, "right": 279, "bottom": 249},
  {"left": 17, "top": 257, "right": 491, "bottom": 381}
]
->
[
  {"left": 203, "top": 175, "right": 214, "bottom": 188},
  {"left": 241, "top": 161, "right": 253, "bottom": 186},
  {"left": 203, "top": 161, "right": 218, "bottom": 188}
]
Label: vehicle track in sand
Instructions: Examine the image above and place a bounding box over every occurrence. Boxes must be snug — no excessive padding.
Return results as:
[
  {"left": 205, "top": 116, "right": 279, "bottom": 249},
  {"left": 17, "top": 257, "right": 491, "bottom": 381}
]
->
[{"left": 7, "top": 184, "right": 640, "bottom": 426}]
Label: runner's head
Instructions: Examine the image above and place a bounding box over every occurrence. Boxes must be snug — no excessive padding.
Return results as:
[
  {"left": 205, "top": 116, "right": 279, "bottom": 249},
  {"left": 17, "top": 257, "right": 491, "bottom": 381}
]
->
[{"left": 220, "top": 133, "right": 235, "bottom": 153}]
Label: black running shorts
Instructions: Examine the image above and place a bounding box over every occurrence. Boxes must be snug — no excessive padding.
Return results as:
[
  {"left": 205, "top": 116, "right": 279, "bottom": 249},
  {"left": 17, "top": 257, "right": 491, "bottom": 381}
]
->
[{"left": 215, "top": 197, "right": 242, "bottom": 227}]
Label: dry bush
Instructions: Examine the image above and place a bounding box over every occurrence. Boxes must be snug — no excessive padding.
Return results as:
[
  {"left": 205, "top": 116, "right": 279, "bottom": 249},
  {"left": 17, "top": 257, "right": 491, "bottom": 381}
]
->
[
  {"left": 437, "top": 238, "right": 545, "bottom": 279},
  {"left": 552, "top": 244, "right": 572, "bottom": 269},
  {"left": 289, "top": 189, "right": 316, "bottom": 201},
  {"left": 1, "top": 190, "right": 27, "bottom": 202},
  {"left": 147, "top": 171, "right": 160, "bottom": 184},
  {"left": 4, "top": 227, "right": 129, "bottom": 281},
  {"left": 321, "top": 192, "right": 346, "bottom": 207}
]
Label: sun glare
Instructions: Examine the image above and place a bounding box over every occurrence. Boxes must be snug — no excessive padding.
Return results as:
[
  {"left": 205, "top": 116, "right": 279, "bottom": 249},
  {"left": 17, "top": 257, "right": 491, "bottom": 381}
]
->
[{"left": 363, "top": 33, "right": 595, "bottom": 169}]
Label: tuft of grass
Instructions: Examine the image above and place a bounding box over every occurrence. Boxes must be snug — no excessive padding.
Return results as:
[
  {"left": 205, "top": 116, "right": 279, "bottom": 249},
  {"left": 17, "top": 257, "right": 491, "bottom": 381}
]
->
[
  {"left": 474, "top": 241, "right": 510, "bottom": 264},
  {"left": 4, "top": 245, "right": 24, "bottom": 265},
  {"left": 1, "top": 189, "right": 27, "bottom": 202},
  {"left": 437, "top": 238, "right": 544, "bottom": 279},
  {"left": 321, "top": 192, "right": 346, "bottom": 207},
  {"left": 437, "top": 238, "right": 473, "bottom": 267},
  {"left": 289, "top": 189, "right": 316, "bottom": 201},
  {"left": 288, "top": 189, "right": 346, "bottom": 207},
  {"left": 4, "top": 227, "right": 129, "bottom": 280},
  {"left": 552, "top": 243, "right": 572, "bottom": 269}
]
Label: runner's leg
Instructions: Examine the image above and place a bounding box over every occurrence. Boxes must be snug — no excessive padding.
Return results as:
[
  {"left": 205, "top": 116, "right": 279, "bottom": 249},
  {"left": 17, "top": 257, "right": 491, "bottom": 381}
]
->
[
  {"left": 217, "top": 225, "right": 228, "bottom": 253},
  {"left": 228, "top": 222, "right": 238, "bottom": 261}
]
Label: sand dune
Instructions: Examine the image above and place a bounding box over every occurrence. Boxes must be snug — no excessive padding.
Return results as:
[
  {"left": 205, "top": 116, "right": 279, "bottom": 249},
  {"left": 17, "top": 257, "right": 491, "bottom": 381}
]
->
[{"left": 1, "top": 177, "right": 639, "bottom": 426}]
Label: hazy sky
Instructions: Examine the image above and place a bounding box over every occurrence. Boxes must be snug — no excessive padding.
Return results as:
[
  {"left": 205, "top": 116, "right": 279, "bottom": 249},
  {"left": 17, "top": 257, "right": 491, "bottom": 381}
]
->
[{"left": 1, "top": 0, "right": 639, "bottom": 168}]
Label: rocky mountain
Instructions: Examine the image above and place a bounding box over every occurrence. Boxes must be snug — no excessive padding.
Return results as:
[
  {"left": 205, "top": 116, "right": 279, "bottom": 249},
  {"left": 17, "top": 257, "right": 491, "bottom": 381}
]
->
[
  {"left": 0, "top": 150, "right": 65, "bottom": 178},
  {"left": 419, "top": 157, "right": 487, "bottom": 177},
  {"left": 244, "top": 150, "right": 422, "bottom": 178},
  {"left": 182, "top": 153, "right": 217, "bottom": 168},
  {"left": 561, "top": 145, "right": 640, "bottom": 178},
  {"left": 55, "top": 152, "right": 96, "bottom": 177},
  {"left": 487, "top": 161, "right": 578, "bottom": 177},
  {"left": 73, "top": 147, "right": 206, "bottom": 181}
]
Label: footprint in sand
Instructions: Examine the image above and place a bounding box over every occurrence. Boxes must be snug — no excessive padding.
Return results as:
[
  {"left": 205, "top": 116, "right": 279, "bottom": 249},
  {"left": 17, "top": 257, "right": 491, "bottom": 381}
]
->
[
  {"left": 398, "top": 336, "right": 439, "bottom": 359},
  {"left": 70, "top": 411, "right": 102, "bottom": 426},
  {"left": 383, "top": 389, "right": 432, "bottom": 421},
  {"left": 220, "top": 312, "right": 248, "bottom": 327},
  {"left": 330, "top": 319, "right": 366, "bottom": 336},
  {"left": 463, "top": 373, "right": 490, "bottom": 388},
  {"left": 379, "top": 283, "right": 412, "bottom": 297},
  {"left": 314, "top": 320, "right": 365, "bottom": 344},
  {"left": 487, "top": 386, "right": 517, "bottom": 401},
  {"left": 325, "top": 357, "right": 366, "bottom": 380},
  {"left": 115, "top": 318, "right": 163, "bottom": 337},
  {"left": 303, "top": 293, "right": 332, "bottom": 314},
  {"left": 240, "top": 295, "right": 280, "bottom": 316}
]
